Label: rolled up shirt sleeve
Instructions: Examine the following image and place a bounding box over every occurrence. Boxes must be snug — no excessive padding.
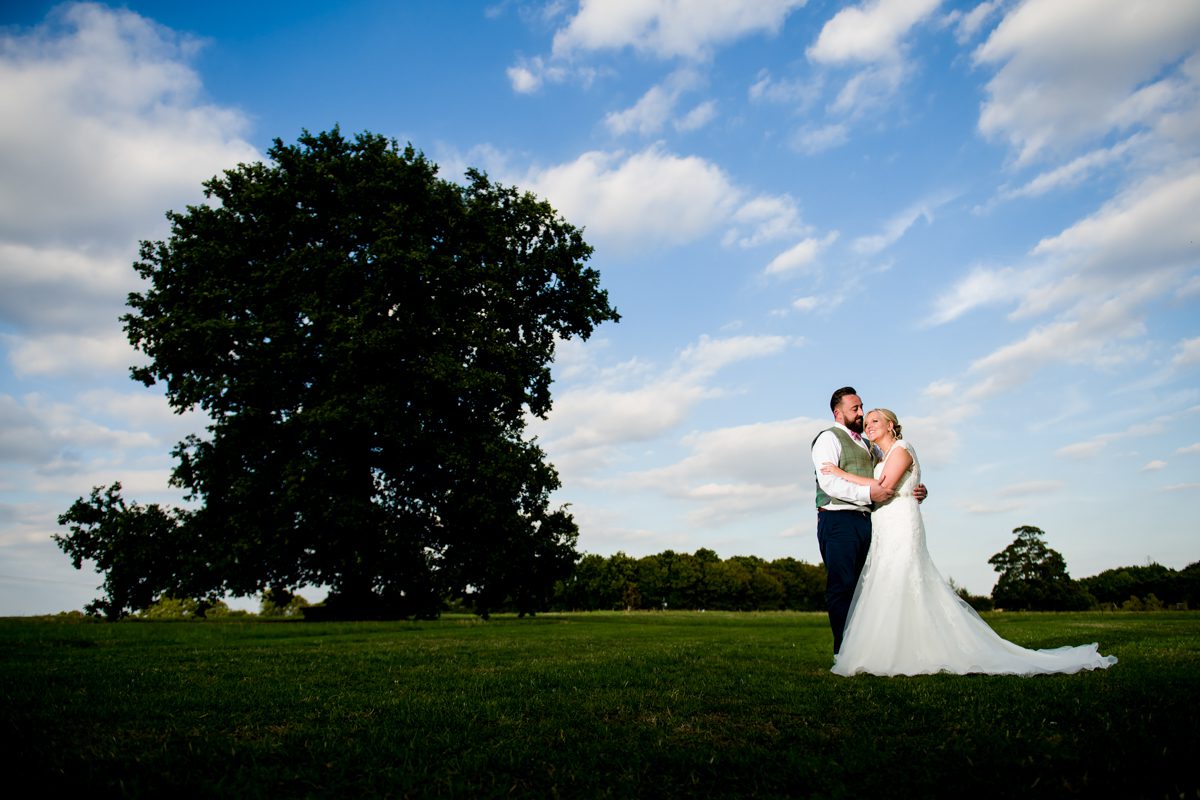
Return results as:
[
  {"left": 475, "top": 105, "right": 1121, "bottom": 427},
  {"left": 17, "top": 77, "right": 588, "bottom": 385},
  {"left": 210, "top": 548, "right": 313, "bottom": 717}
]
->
[{"left": 811, "top": 430, "right": 872, "bottom": 507}]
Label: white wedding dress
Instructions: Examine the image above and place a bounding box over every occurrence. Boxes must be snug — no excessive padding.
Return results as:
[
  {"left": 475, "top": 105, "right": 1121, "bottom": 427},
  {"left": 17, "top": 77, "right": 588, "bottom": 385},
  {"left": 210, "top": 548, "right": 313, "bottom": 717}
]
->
[{"left": 832, "top": 440, "right": 1118, "bottom": 677}]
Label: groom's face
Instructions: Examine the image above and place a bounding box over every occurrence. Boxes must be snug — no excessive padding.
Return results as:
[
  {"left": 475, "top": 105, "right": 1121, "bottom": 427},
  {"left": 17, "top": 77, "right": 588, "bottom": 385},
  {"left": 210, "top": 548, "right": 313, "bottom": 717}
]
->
[{"left": 836, "top": 394, "right": 865, "bottom": 433}]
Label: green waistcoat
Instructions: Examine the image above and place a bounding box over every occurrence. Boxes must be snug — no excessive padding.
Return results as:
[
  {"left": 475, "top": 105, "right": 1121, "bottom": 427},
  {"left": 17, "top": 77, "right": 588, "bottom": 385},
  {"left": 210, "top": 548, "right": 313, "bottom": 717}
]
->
[{"left": 813, "top": 427, "right": 877, "bottom": 508}]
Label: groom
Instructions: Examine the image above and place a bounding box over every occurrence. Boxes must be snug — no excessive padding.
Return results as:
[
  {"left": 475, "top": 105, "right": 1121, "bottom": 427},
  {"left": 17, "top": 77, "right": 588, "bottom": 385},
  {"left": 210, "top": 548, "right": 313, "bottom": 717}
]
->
[{"left": 811, "top": 386, "right": 924, "bottom": 654}]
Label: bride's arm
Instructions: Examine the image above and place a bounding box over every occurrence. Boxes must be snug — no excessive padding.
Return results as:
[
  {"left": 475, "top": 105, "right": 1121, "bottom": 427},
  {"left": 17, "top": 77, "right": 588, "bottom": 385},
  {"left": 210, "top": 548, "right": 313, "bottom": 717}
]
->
[{"left": 875, "top": 446, "right": 914, "bottom": 492}]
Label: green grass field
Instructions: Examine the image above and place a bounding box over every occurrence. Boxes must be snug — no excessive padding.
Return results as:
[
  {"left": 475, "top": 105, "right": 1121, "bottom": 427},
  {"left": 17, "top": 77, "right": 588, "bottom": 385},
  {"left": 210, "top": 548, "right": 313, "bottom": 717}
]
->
[{"left": 2, "top": 611, "right": 1196, "bottom": 798}]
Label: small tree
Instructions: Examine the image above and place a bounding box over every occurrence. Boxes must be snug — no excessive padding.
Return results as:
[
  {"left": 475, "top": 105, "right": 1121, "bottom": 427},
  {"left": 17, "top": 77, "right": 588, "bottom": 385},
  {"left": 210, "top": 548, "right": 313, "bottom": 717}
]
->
[
  {"left": 988, "top": 525, "right": 1092, "bottom": 611},
  {"left": 54, "top": 483, "right": 205, "bottom": 620}
]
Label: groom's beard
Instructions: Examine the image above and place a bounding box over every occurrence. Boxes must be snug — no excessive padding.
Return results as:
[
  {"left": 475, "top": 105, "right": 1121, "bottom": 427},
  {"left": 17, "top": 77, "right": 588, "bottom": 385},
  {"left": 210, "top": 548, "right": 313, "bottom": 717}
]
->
[{"left": 847, "top": 417, "right": 864, "bottom": 434}]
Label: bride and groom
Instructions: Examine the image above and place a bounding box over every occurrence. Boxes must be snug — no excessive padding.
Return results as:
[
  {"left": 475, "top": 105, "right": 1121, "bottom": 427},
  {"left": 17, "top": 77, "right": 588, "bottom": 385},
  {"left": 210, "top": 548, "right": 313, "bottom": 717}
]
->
[{"left": 811, "top": 386, "right": 1117, "bottom": 676}]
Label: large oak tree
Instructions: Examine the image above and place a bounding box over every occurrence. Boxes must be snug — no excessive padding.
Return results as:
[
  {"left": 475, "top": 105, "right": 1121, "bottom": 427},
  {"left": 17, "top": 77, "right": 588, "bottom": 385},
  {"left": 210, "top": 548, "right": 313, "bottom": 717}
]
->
[{"left": 57, "top": 129, "right": 618, "bottom": 619}]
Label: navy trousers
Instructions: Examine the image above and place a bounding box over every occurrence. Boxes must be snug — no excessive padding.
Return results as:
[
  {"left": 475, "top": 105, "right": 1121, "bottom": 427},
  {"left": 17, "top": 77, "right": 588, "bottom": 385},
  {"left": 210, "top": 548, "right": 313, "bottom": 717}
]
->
[{"left": 816, "top": 509, "right": 872, "bottom": 654}]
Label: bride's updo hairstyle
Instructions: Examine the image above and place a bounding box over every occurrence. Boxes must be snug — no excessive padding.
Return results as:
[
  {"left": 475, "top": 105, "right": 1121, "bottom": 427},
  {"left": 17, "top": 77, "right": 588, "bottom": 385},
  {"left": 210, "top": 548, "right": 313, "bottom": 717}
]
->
[{"left": 872, "top": 408, "right": 902, "bottom": 440}]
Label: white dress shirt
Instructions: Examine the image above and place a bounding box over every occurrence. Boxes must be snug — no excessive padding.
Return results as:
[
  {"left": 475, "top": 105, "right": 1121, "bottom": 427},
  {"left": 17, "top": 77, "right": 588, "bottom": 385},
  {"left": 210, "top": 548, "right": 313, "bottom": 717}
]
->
[{"left": 811, "top": 422, "right": 875, "bottom": 510}]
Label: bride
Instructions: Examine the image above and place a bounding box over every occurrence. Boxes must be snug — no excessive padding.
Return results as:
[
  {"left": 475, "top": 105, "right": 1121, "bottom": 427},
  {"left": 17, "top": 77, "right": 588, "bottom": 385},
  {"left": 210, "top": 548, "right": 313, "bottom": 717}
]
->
[{"left": 820, "top": 408, "right": 1118, "bottom": 677}]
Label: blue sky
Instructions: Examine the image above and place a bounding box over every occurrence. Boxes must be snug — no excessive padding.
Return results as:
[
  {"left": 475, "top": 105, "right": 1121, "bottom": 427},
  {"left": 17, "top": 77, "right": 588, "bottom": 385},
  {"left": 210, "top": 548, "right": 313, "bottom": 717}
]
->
[{"left": 1, "top": 0, "right": 1198, "bottom": 615}]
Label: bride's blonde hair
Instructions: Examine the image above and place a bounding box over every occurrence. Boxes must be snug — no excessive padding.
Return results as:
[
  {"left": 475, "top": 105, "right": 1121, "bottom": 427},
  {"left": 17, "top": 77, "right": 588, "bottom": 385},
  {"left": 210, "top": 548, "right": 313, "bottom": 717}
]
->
[{"left": 871, "top": 408, "right": 902, "bottom": 440}]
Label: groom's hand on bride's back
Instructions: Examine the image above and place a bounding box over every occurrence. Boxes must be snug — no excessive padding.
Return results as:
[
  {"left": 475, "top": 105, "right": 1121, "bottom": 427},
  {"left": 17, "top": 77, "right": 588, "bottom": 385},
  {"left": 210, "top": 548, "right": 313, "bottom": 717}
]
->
[{"left": 914, "top": 484, "right": 928, "bottom": 503}]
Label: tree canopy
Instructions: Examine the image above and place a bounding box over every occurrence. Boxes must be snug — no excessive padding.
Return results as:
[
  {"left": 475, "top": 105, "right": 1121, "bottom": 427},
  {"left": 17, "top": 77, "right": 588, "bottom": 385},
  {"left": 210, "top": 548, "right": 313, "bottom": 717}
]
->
[
  {"left": 56, "top": 128, "right": 619, "bottom": 619},
  {"left": 987, "top": 525, "right": 1092, "bottom": 611}
]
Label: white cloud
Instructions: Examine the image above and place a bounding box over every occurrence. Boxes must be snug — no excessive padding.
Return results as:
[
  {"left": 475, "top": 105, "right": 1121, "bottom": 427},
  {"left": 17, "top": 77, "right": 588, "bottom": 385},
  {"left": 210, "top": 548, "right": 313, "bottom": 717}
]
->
[
  {"left": 1172, "top": 337, "right": 1200, "bottom": 369},
  {"left": 966, "top": 296, "right": 1150, "bottom": 400},
  {"left": 994, "top": 135, "right": 1144, "bottom": 203},
  {"left": 525, "top": 145, "right": 741, "bottom": 253},
  {"left": 533, "top": 334, "right": 795, "bottom": 472},
  {"left": 506, "top": 61, "right": 542, "bottom": 93},
  {"left": 792, "top": 123, "right": 849, "bottom": 154},
  {"left": 945, "top": 0, "right": 1003, "bottom": 45},
  {"left": 764, "top": 232, "right": 839, "bottom": 276},
  {"left": 675, "top": 100, "right": 717, "bottom": 132},
  {"left": 852, "top": 196, "right": 945, "bottom": 255},
  {"left": 625, "top": 416, "right": 825, "bottom": 525},
  {"left": 0, "top": 4, "right": 258, "bottom": 249},
  {"left": 829, "top": 60, "right": 908, "bottom": 118},
  {"left": 679, "top": 334, "right": 792, "bottom": 375},
  {"left": 504, "top": 55, "right": 575, "bottom": 93},
  {"left": 974, "top": 0, "right": 1200, "bottom": 165},
  {"left": 0, "top": 3, "right": 259, "bottom": 381},
  {"left": 5, "top": 331, "right": 143, "bottom": 378},
  {"left": 606, "top": 85, "right": 674, "bottom": 135},
  {"left": 808, "top": 0, "right": 942, "bottom": 64},
  {"left": 726, "top": 194, "right": 806, "bottom": 248},
  {"left": 926, "top": 265, "right": 1033, "bottom": 326},
  {"left": 1178, "top": 443, "right": 1200, "bottom": 455},
  {"left": 948, "top": 160, "right": 1200, "bottom": 397},
  {"left": 552, "top": 0, "right": 807, "bottom": 60},
  {"left": 749, "top": 69, "right": 822, "bottom": 109},
  {"left": 996, "top": 480, "right": 1063, "bottom": 497},
  {"left": 0, "top": 242, "right": 133, "bottom": 334},
  {"left": 1032, "top": 167, "right": 1200, "bottom": 277},
  {"left": 529, "top": 147, "right": 734, "bottom": 245},
  {"left": 603, "top": 69, "right": 708, "bottom": 136},
  {"left": 1055, "top": 421, "right": 1165, "bottom": 460},
  {"left": 922, "top": 380, "right": 956, "bottom": 399},
  {"left": 1142, "top": 460, "right": 1167, "bottom": 471}
]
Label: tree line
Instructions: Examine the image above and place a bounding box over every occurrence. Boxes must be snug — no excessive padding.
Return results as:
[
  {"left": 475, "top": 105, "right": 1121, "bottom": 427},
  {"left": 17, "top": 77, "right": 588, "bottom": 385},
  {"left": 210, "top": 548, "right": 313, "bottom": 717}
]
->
[{"left": 547, "top": 550, "right": 827, "bottom": 612}]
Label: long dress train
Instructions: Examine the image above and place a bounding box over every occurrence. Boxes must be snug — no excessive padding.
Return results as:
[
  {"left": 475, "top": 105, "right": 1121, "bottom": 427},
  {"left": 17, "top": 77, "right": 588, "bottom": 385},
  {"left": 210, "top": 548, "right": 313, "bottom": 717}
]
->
[{"left": 831, "top": 440, "right": 1117, "bottom": 677}]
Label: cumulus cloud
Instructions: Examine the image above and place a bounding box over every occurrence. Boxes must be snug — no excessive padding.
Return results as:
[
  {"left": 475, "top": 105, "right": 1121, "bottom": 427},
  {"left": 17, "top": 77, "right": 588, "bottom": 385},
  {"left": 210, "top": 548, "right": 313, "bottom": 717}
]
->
[
  {"left": 944, "top": 0, "right": 1003, "bottom": 45},
  {"left": 532, "top": 333, "right": 796, "bottom": 473},
  {"left": 947, "top": 160, "right": 1200, "bottom": 398},
  {"left": 524, "top": 145, "right": 740, "bottom": 253},
  {"left": 525, "top": 144, "right": 829, "bottom": 259},
  {"left": 974, "top": 0, "right": 1200, "bottom": 165},
  {"left": 624, "top": 416, "right": 825, "bottom": 526},
  {"left": 1142, "top": 460, "right": 1167, "bottom": 471},
  {"left": 0, "top": 4, "right": 245, "bottom": 590},
  {"left": 991, "top": 134, "right": 1146, "bottom": 204},
  {"left": 0, "top": 3, "right": 259, "bottom": 376},
  {"left": 808, "top": 0, "right": 942, "bottom": 64},
  {"left": 926, "top": 265, "right": 1034, "bottom": 326},
  {"left": 829, "top": 60, "right": 909, "bottom": 118},
  {"left": 551, "top": 0, "right": 807, "bottom": 60},
  {"left": 604, "top": 69, "right": 709, "bottom": 136},
  {"left": 966, "top": 295, "right": 1151, "bottom": 400},
  {"left": 0, "top": 4, "right": 257, "bottom": 249},
  {"left": 1030, "top": 166, "right": 1200, "bottom": 280},
  {"left": 675, "top": 100, "right": 717, "bottom": 132},
  {"left": 5, "top": 331, "right": 143, "bottom": 378},
  {"left": 1172, "top": 337, "right": 1200, "bottom": 369}
]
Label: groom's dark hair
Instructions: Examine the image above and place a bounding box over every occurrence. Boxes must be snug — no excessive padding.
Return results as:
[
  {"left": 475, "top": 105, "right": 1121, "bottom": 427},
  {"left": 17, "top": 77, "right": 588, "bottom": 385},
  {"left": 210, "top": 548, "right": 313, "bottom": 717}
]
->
[{"left": 830, "top": 386, "right": 857, "bottom": 414}]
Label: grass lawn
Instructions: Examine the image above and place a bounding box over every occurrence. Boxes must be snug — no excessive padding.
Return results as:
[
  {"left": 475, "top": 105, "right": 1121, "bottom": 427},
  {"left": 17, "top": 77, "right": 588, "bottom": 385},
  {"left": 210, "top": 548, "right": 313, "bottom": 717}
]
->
[{"left": 2, "top": 610, "right": 1196, "bottom": 798}]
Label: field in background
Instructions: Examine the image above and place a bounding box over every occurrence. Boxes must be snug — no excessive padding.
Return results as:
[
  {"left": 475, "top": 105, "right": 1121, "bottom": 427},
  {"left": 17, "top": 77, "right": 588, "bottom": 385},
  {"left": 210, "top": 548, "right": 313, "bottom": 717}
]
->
[{"left": 3, "top": 611, "right": 1196, "bottom": 798}]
